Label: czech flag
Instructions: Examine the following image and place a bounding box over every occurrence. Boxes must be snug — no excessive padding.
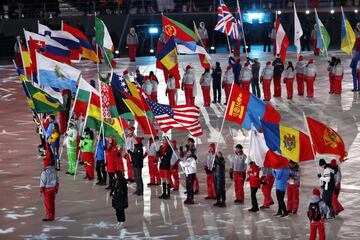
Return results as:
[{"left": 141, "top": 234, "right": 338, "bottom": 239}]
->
[{"left": 261, "top": 121, "right": 314, "bottom": 163}]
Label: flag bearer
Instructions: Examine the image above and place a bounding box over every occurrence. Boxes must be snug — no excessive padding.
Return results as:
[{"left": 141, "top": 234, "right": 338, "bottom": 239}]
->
[
  {"left": 228, "top": 56, "right": 241, "bottom": 85},
  {"left": 304, "top": 59, "right": 316, "bottom": 98},
  {"left": 261, "top": 61, "right": 273, "bottom": 101},
  {"left": 65, "top": 120, "right": 77, "bottom": 175},
  {"left": 229, "top": 144, "right": 247, "bottom": 204},
  {"left": 126, "top": 27, "right": 138, "bottom": 62},
  {"left": 198, "top": 22, "right": 208, "bottom": 48},
  {"left": 351, "top": 52, "right": 360, "bottom": 91},
  {"left": 95, "top": 135, "right": 106, "bottom": 185},
  {"left": 272, "top": 55, "right": 284, "bottom": 97},
  {"left": 287, "top": 160, "right": 301, "bottom": 214},
  {"left": 284, "top": 61, "right": 295, "bottom": 99},
  {"left": 327, "top": 57, "right": 336, "bottom": 94},
  {"left": 247, "top": 161, "right": 260, "bottom": 212},
  {"left": 182, "top": 65, "right": 196, "bottom": 105},
  {"left": 331, "top": 159, "right": 344, "bottom": 215},
  {"left": 79, "top": 128, "right": 95, "bottom": 180},
  {"left": 125, "top": 127, "right": 135, "bottom": 182},
  {"left": 295, "top": 55, "right": 306, "bottom": 96},
  {"left": 273, "top": 166, "right": 290, "bottom": 217},
  {"left": 250, "top": 58, "right": 261, "bottom": 98},
  {"left": 311, "top": 24, "right": 320, "bottom": 56},
  {"left": 211, "top": 62, "right": 222, "bottom": 104},
  {"left": 145, "top": 136, "right": 160, "bottom": 186},
  {"left": 166, "top": 74, "right": 177, "bottom": 106},
  {"left": 180, "top": 149, "right": 197, "bottom": 205},
  {"left": 204, "top": 143, "right": 216, "bottom": 200},
  {"left": 149, "top": 71, "right": 159, "bottom": 102},
  {"left": 159, "top": 137, "right": 173, "bottom": 199},
  {"left": 200, "top": 68, "right": 212, "bottom": 107},
  {"left": 213, "top": 151, "right": 226, "bottom": 207}
]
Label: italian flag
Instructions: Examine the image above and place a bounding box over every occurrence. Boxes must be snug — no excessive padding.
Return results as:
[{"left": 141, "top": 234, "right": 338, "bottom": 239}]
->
[
  {"left": 86, "top": 92, "right": 125, "bottom": 145},
  {"left": 95, "top": 17, "right": 115, "bottom": 66},
  {"left": 73, "top": 77, "right": 98, "bottom": 117}
]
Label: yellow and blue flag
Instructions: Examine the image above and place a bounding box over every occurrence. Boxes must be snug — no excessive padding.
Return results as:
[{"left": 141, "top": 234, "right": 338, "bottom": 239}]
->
[
  {"left": 261, "top": 121, "right": 314, "bottom": 163},
  {"left": 341, "top": 7, "right": 355, "bottom": 55}
]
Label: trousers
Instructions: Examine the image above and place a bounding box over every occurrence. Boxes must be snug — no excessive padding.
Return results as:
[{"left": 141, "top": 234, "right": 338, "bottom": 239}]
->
[
  {"left": 167, "top": 89, "right": 176, "bottom": 106},
  {"left": 224, "top": 83, "right": 232, "bottom": 103},
  {"left": 261, "top": 175, "right": 274, "bottom": 207},
  {"left": 67, "top": 148, "right": 76, "bottom": 174},
  {"left": 333, "top": 75, "right": 343, "bottom": 95},
  {"left": 296, "top": 73, "right": 304, "bottom": 95},
  {"left": 148, "top": 156, "right": 160, "bottom": 185},
  {"left": 115, "top": 208, "right": 125, "bottom": 222},
  {"left": 186, "top": 173, "right": 196, "bottom": 199},
  {"left": 273, "top": 76, "right": 282, "bottom": 97},
  {"left": 305, "top": 76, "right": 315, "bottom": 97},
  {"left": 133, "top": 167, "right": 143, "bottom": 194},
  {"left": 206, "top": 173, "right": 216, "bottom": 198},
  {"left": 309, "top": 219, "right": 325, "bottom": 240},
  {"left": 43, "top": 187, "right": 56, "bottom": 220},
  {"left": 287, "top": 184, "right": 299, "bottom": 213},
  {"left": 262, "top": 79, "right": 272, "bottom": 101},
  {"left": 96, "top": 160, "right": 107, "bottom": 183},
  {"left": 251, "top": 79, "right": 261, "bottom": 98},
  {"left": 125, "top": 153, "right": 134, "bottom": 180},
  {"left": 233, "top": 172, "right": 245, "bottom": 202},
  {"left": 251, "top": 187, "right": 259, "bottom": 209},
  {"left": 170, "top": 164, "right": 179, "bottom": 190},
  {"left": 285, "top": 78, "right": 294, "bottom": 99},
  {"left": 184, "top": 84, "right": 194, "bottom": 105},
  {"left": 128, "top": 44, "right": 137, "bottom": 61},
  {"left": 201, "top": 86, "right": 211, "bottom": 106},
  {"left": 276, "top": 189, "right": 287, "bottom": 215}
]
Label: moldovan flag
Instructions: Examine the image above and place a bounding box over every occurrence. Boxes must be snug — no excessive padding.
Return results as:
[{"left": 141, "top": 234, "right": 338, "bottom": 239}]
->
[
  {"left": 261, "top": 121, "right": 314, "bottom": 163},
  {"left": 306, "top": 117, "right": 347, "bottom": 162},
  {"left": 340, "top": 7, "right": 356, "bottom": 55},
  {"left": 276, "top": 18, "right": 289, "bottom": 62},
  {"left": 156, "top": 36, "right": 180, "bottom": 88},
  {"left": 249, "top": 126, "right": 289, "bottom": 169},
  {"left": 73, "top": 77, "right": 98, "bottom": 117},
  {"left": 86, "top": 92, "right": 124, "bottom": 144}
]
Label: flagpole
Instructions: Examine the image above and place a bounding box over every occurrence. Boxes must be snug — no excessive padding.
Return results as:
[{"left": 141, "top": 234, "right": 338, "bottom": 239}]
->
[
  {"left": 294, "top": 3, "right": 300, "bottom": 59},
  {"left": 236, "top": 0, "right": 248, "bottom": 57},
  {"left": 164, "top": 135, "right": 185, "bottom": 173},
  {"left": 314, "top": 8, "right": 329, "bottom": 59},
  {"left": 302, "top": 112, "right": 320, "bottom": 174},
  {"left": 211, "top": 82, "right": 236, "bottom": 169}
]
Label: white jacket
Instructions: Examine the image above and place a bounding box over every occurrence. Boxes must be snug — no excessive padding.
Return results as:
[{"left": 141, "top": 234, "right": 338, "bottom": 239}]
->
[
  {"left": 198, "top": 27, "right": 208, "bottom": 40},
  {"left": 146, "top": 140, "right": 160, "bottom": 157},
  {"left": 295, "top": 61, "right": 306, "bottom": 74},
  {"left": 180, "top": 157, "right": 197, "bottom": 176},
  {"left": 204, "top": 153, "right": 214, "bottom": 169},
  {"left": 332, "top": 64, "right": 344, "bottom": 76},
  {"left": 182, "top": 71, "right": 195, "bottom": 85},
  {"left": 142, "top": 81, "right": 153, "bottom": 95},
  {"left": 284, "top": 68, "right": 295, "bottom": 79},
  {"left": 240, "top": 67, "right": 253, "bottom": 81},
  {"left": 261, "top": 66, "right": 273, "bottom": 80},
  {"left": 223, "top": 70, "right": 234, "bottom": 84},
  {"left": 151, "top": 80, "right": 158, "bottom": 92},
  {"left": 305, "top": 63, "right": 316, "bottom": 77},
  {"left": 167, "top": 77, "right": 176, "bottom": 90},
  {"left": 125, "top": 135, "right": 135, "bottom": 152},
  {"left": 320, "top": 167, "right": 335, "bottom": 190},
  {"left": 200, "top": 72, "right": 212, "bottom": 86}
]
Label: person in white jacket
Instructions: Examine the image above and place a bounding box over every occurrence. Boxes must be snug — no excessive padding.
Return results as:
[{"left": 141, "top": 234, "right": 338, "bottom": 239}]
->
[
  {"left": 182, "top": 65, "right": 196, "bottom": 105},
  {"left": 222, "top": 65, "right": 234, "bottom": 104},
  {"left": 180, "top": 150, "right": 197, "bottom": 205},
  {"left": 318, "top": 159, "right": 335, "bottom": 219},
  {"left": 260, "top": 62, "right": 273, "bottom": 101},
  {"left": 142, "top": 77, "right": 153, "bottom": 99},
  {"left": 199, "top": 68, "right": 212, "bottom": 107},
  {"left": 239, "top": 62, "right": 252, "bottom": 92},
  {"left": 304, "top": 59, "right": 316, "bottom": 98},
  {"left": 166, "top": 74, "right": 177, "bottom": 106}
]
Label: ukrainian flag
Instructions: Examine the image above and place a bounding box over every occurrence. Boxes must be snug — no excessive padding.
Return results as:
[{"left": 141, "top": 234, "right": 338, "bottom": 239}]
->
[
  {"left": 261, "top": 121, "right": 314, "bottom": 163},
  {"left": 341, "top": 7, "right": 355, "bottom": 55}
]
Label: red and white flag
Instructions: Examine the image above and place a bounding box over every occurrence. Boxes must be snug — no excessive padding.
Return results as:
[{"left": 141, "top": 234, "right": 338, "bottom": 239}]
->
[{"left": 276, "top": 18, "right": 289, "bottom": 62}]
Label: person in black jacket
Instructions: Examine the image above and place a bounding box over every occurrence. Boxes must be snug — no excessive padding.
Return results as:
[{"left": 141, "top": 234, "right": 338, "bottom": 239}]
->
[
  {"left": 131, "top": 137, "right": 144, "bottom": 196},
  {"left": 272, "top": 55, "right": 284, "bottom": 97},
  {"left": 213, "top": 152, "right": 226, "bottom": 207},
  {"left": 110, "top": 171, "right": 128, "bottom": 229},
  {"left": 159, "top": 137, "right": 173, "bottom": 199},
  {"left": 211, "top": 62, "right": 222, "bottom": 104}
]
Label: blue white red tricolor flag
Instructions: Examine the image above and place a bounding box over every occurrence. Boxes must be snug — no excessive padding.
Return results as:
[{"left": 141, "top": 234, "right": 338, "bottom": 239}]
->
[
  {"left": 146, "top": 99, "right": 203, "bottom": 137},
  {"left": 214, "top": 0, "right": 239, "bottom": 39}
]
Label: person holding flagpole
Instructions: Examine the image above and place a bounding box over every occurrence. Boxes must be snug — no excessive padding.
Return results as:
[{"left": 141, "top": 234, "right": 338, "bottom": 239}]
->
[
  {"left": 311, "top": 24, "right": 320, "bottom": 56},
  {"left": 124, "top": 127, "right": 135, "bottom": 182},
  {"left": 272, "top": 55, "right": 284, "bottom": 97}
]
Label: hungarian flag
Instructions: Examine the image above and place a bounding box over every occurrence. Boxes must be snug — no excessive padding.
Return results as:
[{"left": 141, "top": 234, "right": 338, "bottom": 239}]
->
[
  {"left": 275, "top": 18, "right": 289, "bottom": 62},
  {"left": 86, "top": 92, "right": 125, "bottom": 144},
  {"left": 73, "top": 78, "right": 98, "bottom": 117},
  {"left": 162, "top": 16, "right": 198, "bottom": 42},
  {"left": 95, "top": 17, "right": 116, "bottom": 67},
  {"left": 306, "top": 117, "right": 347, "bottom": 162},
  {"left": 225, "top": 84, "right": 281, "bottom": 130},
  {"left": 156, "top": 37, "right": 181, "bottom": 88}
]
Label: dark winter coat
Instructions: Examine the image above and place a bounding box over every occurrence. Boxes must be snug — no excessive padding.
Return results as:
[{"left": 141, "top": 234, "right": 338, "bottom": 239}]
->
[
  {"left": 211, "top": 66, "right": 222, "bottom": 87},
  {"left": 159, "top": 145, "right": 172, "bottom": 170},
  {"left": 214, "top": 156, "right": 225, "bottom": 192},
  {"left": 130, "top": 143, "right": 144, "bottom": 168},
  {"left": 272, "top": 58, "right": 284, "bottom": 77},
  {"left": 110, "top": 178, "right": 128, "bottom": 210}
]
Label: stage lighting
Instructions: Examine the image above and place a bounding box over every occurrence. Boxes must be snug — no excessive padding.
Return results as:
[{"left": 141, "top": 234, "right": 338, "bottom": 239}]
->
[
  {"left": 277, "top": 10, "right": 281, "bottom": 15},
  {"left": 305, "top": 10, "right": 310, "bottom": 15},
  {"left": 148, "top": 27, "right": 159, "bottom": 34},
  {"left": 115, "top": 50, "right": 119, "bottom": 54},
  {"left": 330, "top": 9, "right": 335, "bottom": 14},
  {"left": 210, "top": 46, "right": 215, "bottom": 50},
  {"left": 247, "top": 12, "right": 264, "bottom": 23},
  {"left": 355, "top": 9, "right": 359, "bottom": 13},
  {"left": 150, "top": 49, "right": 154, "bottom": 53}
]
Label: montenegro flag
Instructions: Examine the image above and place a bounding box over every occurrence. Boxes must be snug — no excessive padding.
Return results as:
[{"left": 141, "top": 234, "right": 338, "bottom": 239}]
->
[
  {"left": 261, "top": 121, "right": 314, "bottom": 163},
  {"left": 306, "top": 117, "right": 347, "bottom": 162},
  {"left": 156, "top": 36, "right": 180, "bottom": 88}
]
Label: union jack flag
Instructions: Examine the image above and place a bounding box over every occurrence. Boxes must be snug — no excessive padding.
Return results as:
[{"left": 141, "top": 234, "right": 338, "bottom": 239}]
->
[{"left": 214, "top": 0, "right": 239, "bottom": 39}]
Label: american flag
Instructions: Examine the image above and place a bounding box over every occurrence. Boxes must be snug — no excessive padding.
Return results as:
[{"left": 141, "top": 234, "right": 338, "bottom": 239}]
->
[
  {"left": 214, "top": 0, "right": 239, "bottom": 39},
  {"left": 146, "top": 99, "right": 203, "bottom": 137}
]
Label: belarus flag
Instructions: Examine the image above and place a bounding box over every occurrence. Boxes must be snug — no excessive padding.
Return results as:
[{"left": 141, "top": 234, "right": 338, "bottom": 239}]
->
[{"left": 275, "top": 18, "right": 289, "bottom": 62}]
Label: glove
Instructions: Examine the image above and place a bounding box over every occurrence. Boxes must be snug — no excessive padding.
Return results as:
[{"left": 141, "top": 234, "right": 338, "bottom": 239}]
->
[
  {"left": 229, "top": 170, "right": 233, "bottom": 180},
  {"left": 243, "top": 172, "right": 246, "bottom": 180},
  {"left": 317, "top": 173, "right": 321, "bottom": 178}
]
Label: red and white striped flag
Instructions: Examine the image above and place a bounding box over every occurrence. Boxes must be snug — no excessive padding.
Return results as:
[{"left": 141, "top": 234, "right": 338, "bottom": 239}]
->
[
  {"left": 276, "top": 18, "right": 289, "bottom": 62},
  {"left": 146, "top": 99, "right": 203, "bottom": 137}
]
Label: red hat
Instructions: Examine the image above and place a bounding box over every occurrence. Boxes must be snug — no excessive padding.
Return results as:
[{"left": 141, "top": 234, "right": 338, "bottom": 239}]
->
[
  {"left": 128, "top": 126, "right": 135, "bottom": 131},
  {"left": 186, "top": 65, "right": 191, "bottom": 70},
  {"left": 312, "top": 188, "right": 321, "bottom": 196},
  {"left": 331, "top": 159, "right": 337, "bottom": 167},
  {"left": 244, "top": 62, "right": 249, "bottom": 67},
  {"left": 266, "top": 61, "right": 271, "bottom": 65},
  {"left": 144, "top": 76, "right": 149, "bottom": 80},
  {"left": 226, "top": 65, "right": 232, "bottom": 70},
  {"left": 135, "top": 137, "right": 143, "bottom": 143},
  {"left": 123, "top": 70, "right": 129, "bottom": 75},
  {"left": 308, "top": 59, "right": 314, "bottom": 64},
  {"left": 298, "top": 55, "right": 304, "bottom": 61},
  {"left": 209, "top": 143, "right": 216, "bottom": 149}
]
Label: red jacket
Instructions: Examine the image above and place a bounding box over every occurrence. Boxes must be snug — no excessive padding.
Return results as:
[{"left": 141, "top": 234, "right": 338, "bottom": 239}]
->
[
  {"left": 248, "top": 164, "right": 261, "bottom": 188},
  {"left": 106, "top": 146, "right": 122, "bottom": 173}
]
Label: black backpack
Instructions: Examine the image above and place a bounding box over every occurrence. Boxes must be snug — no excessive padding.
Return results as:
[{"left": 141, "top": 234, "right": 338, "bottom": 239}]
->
[{"left": 307, "top": 201, "right": 321, "bottom": 221}]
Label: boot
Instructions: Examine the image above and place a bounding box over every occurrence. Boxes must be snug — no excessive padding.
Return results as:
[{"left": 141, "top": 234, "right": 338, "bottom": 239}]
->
[
  {"left": 159, "top": 183, "right": 166, "bottom": 199},
  {"left": 164, "top": 184, "right": 171, "bottom": 199}
]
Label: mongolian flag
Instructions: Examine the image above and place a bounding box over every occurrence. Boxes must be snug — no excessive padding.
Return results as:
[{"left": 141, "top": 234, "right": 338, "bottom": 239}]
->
[
  {"left": 306, "top": 117, "right": 347, "bottom": 162},
  {"left": 261, "top": 121, "right": 314, "bottom": 163}
]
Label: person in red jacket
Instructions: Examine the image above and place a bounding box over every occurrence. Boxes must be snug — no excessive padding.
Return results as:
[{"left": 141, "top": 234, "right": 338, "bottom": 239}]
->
[
  {"left": 105, "top": 136, "right": 119, "bottom": 190},
  {"left": 40, "top": 163, "right": 59, "bottom": 221},
  {"left": 247, "top": 161, "right": 260, "bottom": 212}
]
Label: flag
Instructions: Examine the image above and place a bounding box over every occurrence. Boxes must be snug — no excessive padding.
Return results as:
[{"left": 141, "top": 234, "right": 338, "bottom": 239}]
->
[
  {"left": 146, "top": 98, "right": 202, "bottom": 137},
  {"left": 193, "top": 22, "right": 211, "bottom": 69},
  {"left": 156, "top": 36, "right": 181, "bottom": 88},
  {"left": 86, "top": 92, "right": 124, "bottom": 144},
  {"left": 16, "top": 66, "right": 35, "bottom": 111},
  {"left": 225, "top": 84, "right": 281, "bottom": 130},
  {"left": 24, "top": 30, "right": 71, "bottom": 64},
  {"left": 62, "top": 22, "right": 99, "bottom": 62},
  {"left": 276, "top": 18, "right": 289, "bottom": 62},
  {"left": 73, "top": 77, "right": 98, "bottom": 117},
  {"left": 38, "top": 23, "right": 81, "bottom": 61},
  {"left": 95, "top": 17, "right": 115, "bottom": 66},
  {"left": 294, "top": 3, "right": 303, "bottom": 54},
  {"left": 19, "top": 43, "right": 32, "bottom": 76},
  {"left": 162, "top": 15, "right": 198, "bottom": 42},
  {"left": 315, "top": 8, "right": 330, "bottom": 56},
  {"left": 99, "top": 74, "right": 119, "bottom": 119},
  {"left": 235, "top": 0, "right": 243, "bottom": 39},
  {"left": 214, "top": 0, "right": 239, "bottom": 39},
  {"left": 306, "top": 117, "right": 347, "bottom": 162},
  {"left": 341, "top": 7, "right": 356, "bottom": 55},
  {"left": 249, "top": 126, "right": 289, "bottom": 169},
  {"left": 23, "top": 80, "right": 64, "bottom": 113},
  {"left": 36, "top": 52, "right": 81, "bottom": 93},
  {"left": 261, "top": 121, "right": 314, "bottom": 163}
]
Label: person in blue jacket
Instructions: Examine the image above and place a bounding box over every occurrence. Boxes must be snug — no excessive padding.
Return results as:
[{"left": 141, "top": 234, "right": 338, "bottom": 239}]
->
[
  {"left": 350, "top": 52, "right": 360, "bottom": 92},
  {"left": 273, "top": 166, "right": 290, "bottom": 218},
  {"left": 228, "top": 56, "right": 242, "bottom": 85},
  {"left": 95, "top": 135, "right": 106, "bottom": 186}
]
